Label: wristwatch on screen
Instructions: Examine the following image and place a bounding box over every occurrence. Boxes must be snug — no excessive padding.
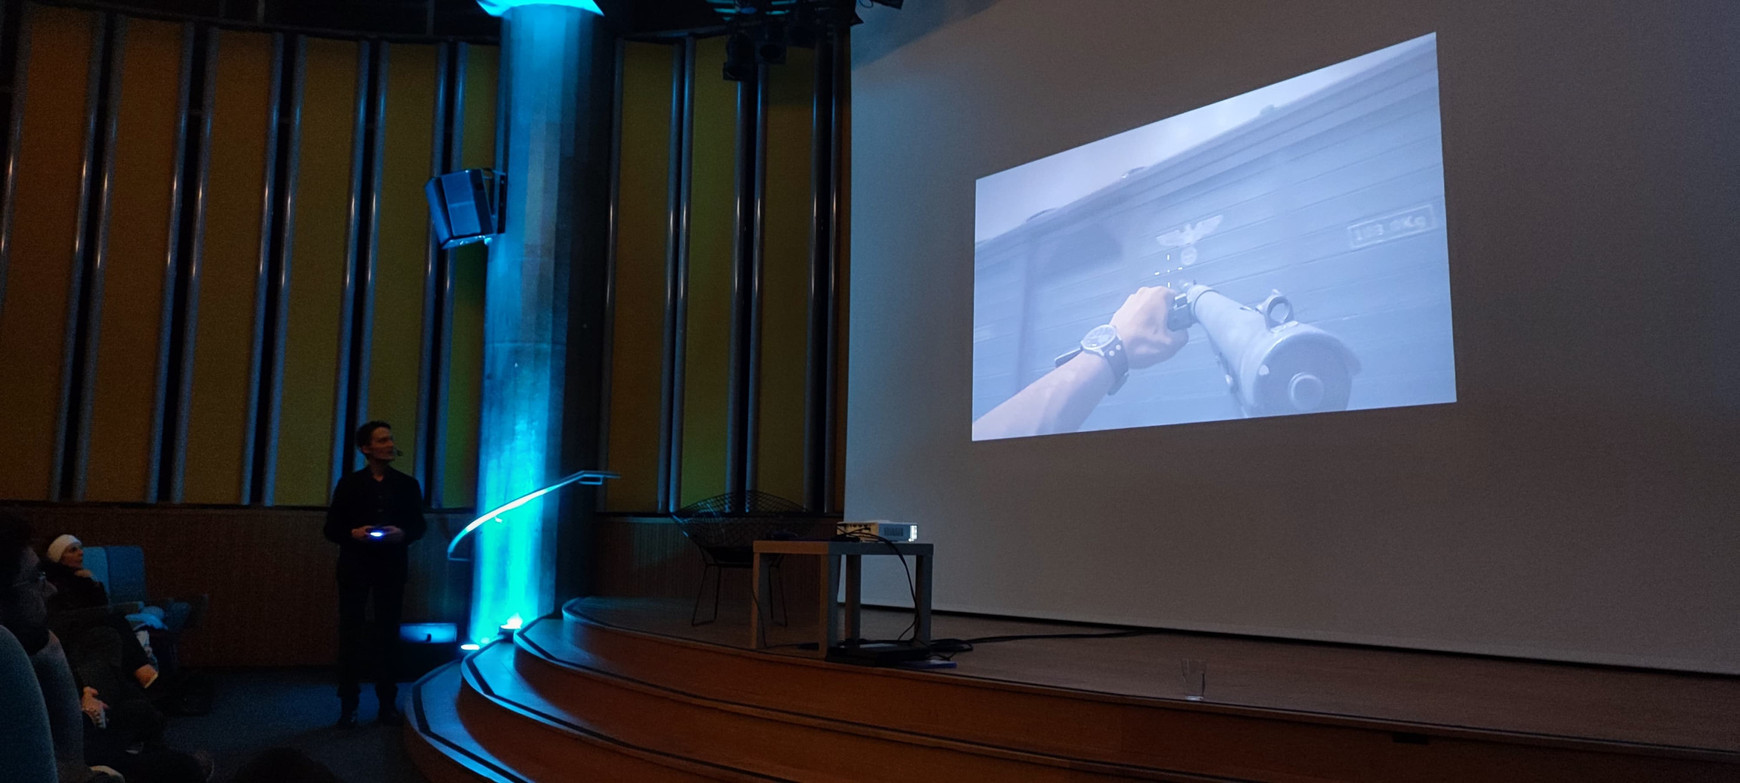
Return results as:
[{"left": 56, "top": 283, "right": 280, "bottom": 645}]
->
[{"left": 1054, "top": 323, "right": 1130, "bottom": 394}]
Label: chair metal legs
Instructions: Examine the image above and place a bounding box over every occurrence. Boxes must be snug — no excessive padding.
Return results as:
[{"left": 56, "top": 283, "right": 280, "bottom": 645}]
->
[
  {"left": 692, "top": 564, "right": 724, "bottom": 626},
  {"left": 690, "top": 562, "right": 789, "bottom": 628}
]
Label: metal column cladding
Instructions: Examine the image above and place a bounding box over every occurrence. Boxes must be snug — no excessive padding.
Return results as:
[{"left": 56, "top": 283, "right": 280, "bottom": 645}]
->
[
  {"left": 805, "top": 31, "right": 844, "bottom": 512},
  {"left": 330, "top": 41, "right": 370, "bottom": 490},
  {"left": 726, "top": 62, "right": 768, "bottom": 504},
  {"left": 261, "top": 35, "right": 307, "bottom": 506},
  {"left": 661, "top": 38, "right": 696, "bottom": 513},
  {"left": 469, "top": 1, "right": 608, "bottom": 644}
]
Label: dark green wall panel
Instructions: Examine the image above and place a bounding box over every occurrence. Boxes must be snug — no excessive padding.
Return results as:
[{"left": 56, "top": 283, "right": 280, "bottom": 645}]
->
[
  {"left": 441, "top": 43, "right": 497, "bottom": 509},
  {"left": 182, "top": 29, "right": 272, "bottom": 504},
  {"left": 366, "top": 42, "right": 439, "bottom": 478},
  {"left": 604, "top": 41, "right": 673, "bottom": 512},
  {"left": 0, "top": 5, "right": 96, "bottom": 501},
  {"left": 678, "top": 36, "right": 736, "bottom": 508},
  {"left": 755, "top": 46, "right": 814, "bottom": 504},
  {"left": 274, "top": 36, "right": 359, "bottom": 507},
  {"left": 82, "top": 19, "right": 184, "bottom": 502}
]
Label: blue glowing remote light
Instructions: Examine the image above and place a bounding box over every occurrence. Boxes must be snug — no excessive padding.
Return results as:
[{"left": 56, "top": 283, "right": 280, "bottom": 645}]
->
[{"left": 474, "top": 0, "right": 601, "bottom": 16}]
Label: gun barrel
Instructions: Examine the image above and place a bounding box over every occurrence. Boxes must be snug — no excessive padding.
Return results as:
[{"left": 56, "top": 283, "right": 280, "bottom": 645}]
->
[{"left": 1182, "top": 284, "right": 1360, "bottom": 416}]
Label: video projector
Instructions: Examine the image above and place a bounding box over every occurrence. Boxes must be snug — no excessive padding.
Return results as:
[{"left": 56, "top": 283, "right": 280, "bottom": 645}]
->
[{"left": 835, "top": 520, "right": 918, "bottom": 542}]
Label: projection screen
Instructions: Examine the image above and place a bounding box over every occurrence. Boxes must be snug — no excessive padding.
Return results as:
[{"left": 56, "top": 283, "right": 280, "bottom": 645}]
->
[
  {"left": 971, "top": 33, "right": 1455, "bottom": 441},
  {"left": 846, "top": 0, "right": 1740, "bottom": 674}
]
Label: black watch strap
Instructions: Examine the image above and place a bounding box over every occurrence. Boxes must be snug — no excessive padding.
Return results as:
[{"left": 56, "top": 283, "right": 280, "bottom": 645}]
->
[
  {"left": 1086, "top": 337, "right": 1129, "bottom": 394},
  {"left": 1053, "top": 334, "right": 1130, "bottom": 394}
]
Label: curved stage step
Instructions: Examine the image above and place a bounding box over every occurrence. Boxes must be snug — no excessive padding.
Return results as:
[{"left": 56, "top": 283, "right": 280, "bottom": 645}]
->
[{"left": 407, "top": 599, "right": 1740, "bottom": 782}]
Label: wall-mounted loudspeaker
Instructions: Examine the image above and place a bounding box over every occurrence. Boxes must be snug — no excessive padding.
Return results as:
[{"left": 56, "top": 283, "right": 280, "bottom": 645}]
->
[{"left": 425, "top": 169, "right": 504, "bottom": 249}]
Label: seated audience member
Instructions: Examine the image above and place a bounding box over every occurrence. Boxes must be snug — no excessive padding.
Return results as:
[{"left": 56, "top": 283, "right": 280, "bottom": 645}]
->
[
  {"left": 2, "top": 512, "right": 107, "bottom": 783},
  {"left": 42, "top": 535, "right": 161, "bottom": 690},
  {"left": 79, "top": 682, "right": 213, "bottom": 783},
  {"left": 6, "top": 515, "right": 212, "bottom": 783},
  {"left": 46, "top": 534, "right": 200, "bottom": 676},
  {"left": 44, "top": 536, "right": 109, "bottom": 608}
]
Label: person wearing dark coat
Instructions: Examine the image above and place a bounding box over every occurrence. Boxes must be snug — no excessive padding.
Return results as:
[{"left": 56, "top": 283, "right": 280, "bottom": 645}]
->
[
  {"left": 323, "top": 420, "right": 426, "bottom": 728},
  {"left": 41, "top": 536, "right": 159, "bottom": 692}
]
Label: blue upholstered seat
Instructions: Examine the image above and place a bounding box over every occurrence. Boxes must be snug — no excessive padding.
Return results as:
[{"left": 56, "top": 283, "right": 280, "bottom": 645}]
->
[{"left": 0, "top": 625, "right": 58, "bottom": 783}]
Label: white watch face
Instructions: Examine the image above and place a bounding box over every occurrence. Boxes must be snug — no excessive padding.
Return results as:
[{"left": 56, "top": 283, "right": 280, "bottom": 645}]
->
[{"left": 1082, "top": 324, "right": 1118, "bottom": 351}]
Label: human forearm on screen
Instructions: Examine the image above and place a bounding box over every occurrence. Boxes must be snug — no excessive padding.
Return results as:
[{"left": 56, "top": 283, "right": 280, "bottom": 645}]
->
[{"left": 971, "top": 286, "right": 1187, "bottom": 440}]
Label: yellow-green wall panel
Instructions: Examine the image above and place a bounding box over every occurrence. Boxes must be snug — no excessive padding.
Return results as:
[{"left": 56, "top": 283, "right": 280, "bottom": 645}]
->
[
  {"left": 679, "top": 36, "right": 736, "bottom": 508},
  {"left": 458, "top": 45, "right": 497, "bottom": 173},
  {"left": 83, "top": 19, "right": 183, "bottom": 502},
  {"left": 183, "top": 29, "right": 272, "bottom": 504},
  {"left": 604, "top": 41, "right": 673, "bottom": 513},
  {"left": 441, "top": 43, "right": 497, "bottom": 509},
  {"left": 274, "top": 36, "right": 358, "bottom": 506},
  {"left": 755, "top": 46, "right": 814, "bottom": 505},
  {"left": 366, "top": 43, "right": 438, "bottom": 473},
  {"left": 0, "top": 5, "right": 96, "bottom": 501}
]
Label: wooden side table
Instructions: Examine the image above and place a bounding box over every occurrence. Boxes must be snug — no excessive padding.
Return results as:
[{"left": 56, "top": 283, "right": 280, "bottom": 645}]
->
[{"left": 749, "top": 540, "right": 933, "bottom": 656}]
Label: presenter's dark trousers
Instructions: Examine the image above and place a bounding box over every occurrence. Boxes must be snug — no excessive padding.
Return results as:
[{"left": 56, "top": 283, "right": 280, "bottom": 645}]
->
[{"left": 336, "top": 577, "right": 405, "bottom": 711}]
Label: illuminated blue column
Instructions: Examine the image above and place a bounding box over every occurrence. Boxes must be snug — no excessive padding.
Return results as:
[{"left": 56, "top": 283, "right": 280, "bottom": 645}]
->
[{"left": 469, "top": 0, "right": 605, "bottom": 644}]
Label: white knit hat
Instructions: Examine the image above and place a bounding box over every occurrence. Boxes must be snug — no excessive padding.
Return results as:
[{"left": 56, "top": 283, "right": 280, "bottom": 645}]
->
[{"left": 46, "top": 534, "right": 81, "bottom": 565}]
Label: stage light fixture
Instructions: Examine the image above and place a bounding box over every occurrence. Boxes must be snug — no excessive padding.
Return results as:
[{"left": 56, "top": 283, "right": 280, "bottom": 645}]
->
[
  {"left": 724, "top": 29, "right": 758, "bottom": 81},
  {"left": 474, "top": 0, "right": 601, "bottom": 17},
  {"left": 755, "top": 19, "right": 788, "bottom": 65}
]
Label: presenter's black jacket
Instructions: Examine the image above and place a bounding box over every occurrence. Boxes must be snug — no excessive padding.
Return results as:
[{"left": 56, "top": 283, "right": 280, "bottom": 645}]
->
[{"left": 324, "top": 467, "right": 427, "bottom": 585}]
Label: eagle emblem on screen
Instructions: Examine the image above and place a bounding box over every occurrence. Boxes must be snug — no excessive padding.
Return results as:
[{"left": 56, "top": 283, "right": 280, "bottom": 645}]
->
[{"left": 1156, "top": 214, "right": 1223, "bottom": 266}]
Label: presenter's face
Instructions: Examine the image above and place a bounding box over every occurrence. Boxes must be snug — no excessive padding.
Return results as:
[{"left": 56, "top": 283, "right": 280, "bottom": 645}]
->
[{"left": 362, "top": 427, "right": 396, "bottom": 463}]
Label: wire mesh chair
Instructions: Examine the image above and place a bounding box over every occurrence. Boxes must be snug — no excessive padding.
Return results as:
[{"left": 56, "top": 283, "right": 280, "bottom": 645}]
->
[{"left": 670, "top": 491, "right": 817, "bottom": 626}]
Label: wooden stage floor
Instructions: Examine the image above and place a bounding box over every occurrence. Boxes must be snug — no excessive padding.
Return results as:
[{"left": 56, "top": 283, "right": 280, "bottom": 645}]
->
[{"left": 573, "top": 596, "right": 1739, "bottom": 756}]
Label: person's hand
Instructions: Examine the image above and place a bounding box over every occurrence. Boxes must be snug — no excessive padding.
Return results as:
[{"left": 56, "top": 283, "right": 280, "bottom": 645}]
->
[
  {"left": 81, "top": 686, "right": 108, "bottom": 726},
  {"left": 1110, "top": 285, "right": 1188, "bottom": 369},
  {"left": 350, "top": 527, "right": 373, "bottom": 541},
  {"left": 379, "top": 526, "right": 405, "bottom": 543},
  {"left": 74, "top": 569, "right": 92, "bottom": 578}
]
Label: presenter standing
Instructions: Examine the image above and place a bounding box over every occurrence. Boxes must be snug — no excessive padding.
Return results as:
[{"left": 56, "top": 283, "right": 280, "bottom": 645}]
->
[{"left": 324, "top": 421, "right": 426, "bottom": 727}]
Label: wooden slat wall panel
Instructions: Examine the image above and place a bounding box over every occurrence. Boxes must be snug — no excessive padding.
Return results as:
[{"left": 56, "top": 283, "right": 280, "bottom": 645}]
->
[
  {"left": 273, "top": 36, "right": 359, "bottom": 507},
  {"left": 441, "top": 43, "right": 496, "bottom": 510},
  {"left": 603, "top": 42, "right": 672, "bottom": 513},
  {"left": 678, "top": 36, "right": 735, "bottom": 508},
  {"left": 0, "top": 5, "right": 96, "bottom": 501},
  {"left": 0, "top": 503, "right": 470, "bottom": 666},
  {"left": 182, "top": 29, "right": 272, "bottom": 503},
  {"left": 82, "top": 19, "right": 183, "bottom": 502},
  {"left": 367, "top": 43, "right": 438, "bottom": 480},
  {"left": 755, "top": 46, "right": 813, "bottom": 504}
]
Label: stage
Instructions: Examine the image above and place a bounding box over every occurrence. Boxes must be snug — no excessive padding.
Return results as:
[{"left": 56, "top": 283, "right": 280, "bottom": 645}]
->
[
  {"left": 571, "top": 596, "right": 1739, "bottom": 754},
  {"left": 405, "top": 594, "right": 1740, "bottom": 782}
]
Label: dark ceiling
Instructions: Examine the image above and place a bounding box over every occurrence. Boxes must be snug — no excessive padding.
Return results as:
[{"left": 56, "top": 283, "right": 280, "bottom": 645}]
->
[{"left": 75, "top": 0, "right": 751, "bottom": 38}]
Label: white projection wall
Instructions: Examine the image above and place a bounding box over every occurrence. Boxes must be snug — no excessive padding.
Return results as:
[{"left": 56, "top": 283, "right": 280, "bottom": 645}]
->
[{"left": 845, "top": 0, "right": 1740, "bottom": 673}]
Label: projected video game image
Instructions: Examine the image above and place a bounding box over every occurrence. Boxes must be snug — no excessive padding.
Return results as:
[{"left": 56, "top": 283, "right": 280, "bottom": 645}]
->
[{"left": 971, "top": 33, "right": 1455, "bottom": 441}]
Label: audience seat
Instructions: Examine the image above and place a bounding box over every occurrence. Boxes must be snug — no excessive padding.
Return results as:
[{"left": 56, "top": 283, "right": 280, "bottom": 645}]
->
[{"left": 0, "top": 626, "right": 57, "bottom": 783}]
